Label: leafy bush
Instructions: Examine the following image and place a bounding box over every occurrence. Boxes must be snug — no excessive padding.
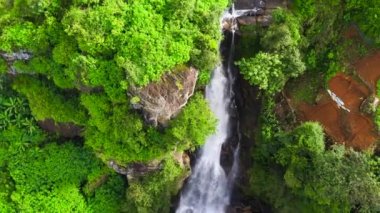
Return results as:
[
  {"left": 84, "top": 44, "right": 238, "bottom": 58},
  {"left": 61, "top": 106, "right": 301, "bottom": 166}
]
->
[
  {"left": 12, "top": 76, "right": 87, "bottom": 125},
  {"left": 81, "top": 92, "right": 216, "bottom": 164},
  {"left": 250, "top": 121, "right": 380, "bottom": 212},
  {"left": 237, "top": 9, "right": 305, "bottom": 94},
  {"left": 236, "top": 53, "right": 285, "bottom": 94},
  {"left": 5, "top": 142, "right": 125, "bottom": 212},
  {"left": 345, "top": 0, "right": 380, "bottom": 46},
  {"left": 125, "top": 158, "right": 187, "bottom": 213},
  {"left": 165, "top": 93, "right": 217, "bottom": 148},
  {"left": 88, "top": 175, "right": 126, "bottom": 213}
]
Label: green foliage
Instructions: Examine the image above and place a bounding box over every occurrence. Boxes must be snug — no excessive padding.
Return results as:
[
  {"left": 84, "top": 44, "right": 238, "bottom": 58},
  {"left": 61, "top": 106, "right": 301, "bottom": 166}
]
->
[
  {"left": 58, "top": 0, "right": 227, "bottom": 86},
  {"left": 88, "top": 175, "right": 126, "bottom": 213},
  {"left": 237, "top": 9, "right": 305, "bottom": 94},
  {"left": 5, "top": 142, "right": 125, "bottom": 212},
  {"left": 0, "top": 0, "right": 228, "bottom": 97},
  {"left": 293, "top": 0, "right": 345, "bottom": 78},
  {"left": 0, "top": 94, "right": 45, "bottom": 165},
  {"left": 237, "top": 53, "right": 285, "bottom": 94},
  {"left": 250, "top": 120, "right": 380, "bottom": 212},
  {"left": 0, "top": 58, "right": 7, "bottom": 74},
  {"left": 345, "top": 0, "right": 380, "bottom": 46},
  {"left": 81, "top": 93, "right": 166, "bottom": 163},
  {"left": 375, "top": 106, "right": 380, "bottom": 131},
  {"left": 165, "top": 93, "right": 217, "bottom": 148},
  {"left": 292, "top": 0, "right": 316, "bottom": 20},
  {"left": 0, "top": 22, "right": 37, "bottom": 52},
  {"left": 12, "top": 76, "right": 87, "bottom": 125},
  {"left": 125, "top": 157, "right": 187, "bottom": 213},
  {"left": 0, "top": 169, "right": 16, "bottom": 212},
  {"left": 81, "top": 92, "right": 216, "bottom": 164},
  {"left": 286, "top": 73, "right": 321, "bottom": 104},
  {"left": 0, "top": 90, "right": 124, "bottom": 212}
]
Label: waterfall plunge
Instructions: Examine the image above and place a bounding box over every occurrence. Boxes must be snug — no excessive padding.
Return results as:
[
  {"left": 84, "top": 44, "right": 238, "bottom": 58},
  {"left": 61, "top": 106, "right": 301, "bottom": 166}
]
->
[{"left": 176, "top": 8, "right": 239, "bottom": 213}]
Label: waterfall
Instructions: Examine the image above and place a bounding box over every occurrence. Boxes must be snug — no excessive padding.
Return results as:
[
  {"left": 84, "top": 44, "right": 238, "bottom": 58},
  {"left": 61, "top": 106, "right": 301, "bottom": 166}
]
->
[{"left": 176, "top": 8, "right": 239, "bottom": 213}]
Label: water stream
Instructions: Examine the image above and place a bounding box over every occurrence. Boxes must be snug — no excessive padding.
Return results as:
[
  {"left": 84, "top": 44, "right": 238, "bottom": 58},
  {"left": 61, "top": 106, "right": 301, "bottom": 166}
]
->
[{"left": 176, "top": 8, "right": 239, "bottom": 213}]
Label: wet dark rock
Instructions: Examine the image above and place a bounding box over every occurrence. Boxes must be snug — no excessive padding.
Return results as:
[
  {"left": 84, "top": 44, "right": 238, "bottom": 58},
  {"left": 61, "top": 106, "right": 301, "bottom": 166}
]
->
[
  {"left": 108, "top": 160, "right": 162, "bottom": 180},
  {"left": 130, "top": 66, "right": 198, "bottom": 126},
  {"left": 223, "top": 0, "right": 288, "bottom": 32},
  {"left": 235, "top": 0, "right": 266, "bottom": 10},
  {"left": 109, "top": 152, "right": 190, "bottom": 180},
  {"left": 38, "top": 119, "right": 83, "bottom": 138},
  {"left": 0, "top": 51, "right": 32, "bottom": 62}
]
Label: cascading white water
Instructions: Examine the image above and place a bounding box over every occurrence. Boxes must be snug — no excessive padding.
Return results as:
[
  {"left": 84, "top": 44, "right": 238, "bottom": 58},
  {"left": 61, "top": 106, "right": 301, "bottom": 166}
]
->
[
  {"left": 176, "top": 65, "right": 232, "bottom": 213},
  {"left": 176, "top": 7, "right": 239, "bottom": 213}
]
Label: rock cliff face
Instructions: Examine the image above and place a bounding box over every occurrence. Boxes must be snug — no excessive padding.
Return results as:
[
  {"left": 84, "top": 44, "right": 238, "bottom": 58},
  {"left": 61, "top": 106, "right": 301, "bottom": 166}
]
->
[
  {"left": 130, "top": 66, "right": 198, "bottom": 126},
  {"left": 222, "top": 0, "right": 289, "bottom": 32},
  {"left": 108, "top": 151, "right": 190, "bottom": 180},
  {"left": 38, "top": 119, "right": 83, "bottom": 138},
  {"left": 0, "top": 51, "right": 32, "bottom": 74}
]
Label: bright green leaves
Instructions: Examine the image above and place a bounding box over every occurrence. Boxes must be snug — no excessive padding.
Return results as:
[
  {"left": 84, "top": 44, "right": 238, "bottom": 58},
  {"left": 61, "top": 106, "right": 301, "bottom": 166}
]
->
[
  {"left": 80, "top": 92, "right": 216, "bottom": 164},
  {"left": 59, "top": 0, "right": 227, "bottom": 86},
  {"left": 115, "top": 1, "right": 193, "bottom": 86},
  {"left": 87, "top": 175, "right": 125, "bottom": 213},
  {"left": 237, "top": 9, "right": 305, "bottom": 95},
  {"left": 12, "top": 76, "right": 87, "bottom": 125},
  {"left": 81, "top": 93, "right": 164, "bottom": 164},
  {"left": 237, "top": 53, "right": 284, "bottom": 94},
  {"left": 251, "top": 119, "right": 380, "bottom": 212},
  {"left": 0, "top": 22, "right": 36, "bottom": 52},
  {"left": 7, "top": 142, "right": 112, "bottom": 212},
  {"left": 126, "top": 158, "right": 187, "bottom": 213},
  {"left": 62, "top": 1, "right": 128, "bottom": 56},
  {"left": 166, "top": 93, "right": 217, "bottom": 148},
  {"left": 275, "top": 122, "right": 325, "bottom": 167}
]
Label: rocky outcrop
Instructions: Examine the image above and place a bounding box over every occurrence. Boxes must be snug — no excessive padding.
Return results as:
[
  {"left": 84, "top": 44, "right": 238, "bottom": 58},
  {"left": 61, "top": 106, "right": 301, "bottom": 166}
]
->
[
  {"left": 38, "top": 119, "right": 83, "bottom": 138},
  {"left": 0, "top": 51, "right": 32, "bottom": 74},
  {"left": 130, "top": 66, "right": 198, "bottom": 126},
  {"left": 0, "top": 51, "right": 32, "bottom": 62},
  {"left": 360, "top": 95, "right": 379, "bottom": 115},
  {"left": 109, "top": 151, "right": 190, "bottom": 180},
  {"left": 109, "top": 160, "right": 163, "bottom": 180},
  {"left": 222, "top": 0, "right": 289, "bottom": 31}
]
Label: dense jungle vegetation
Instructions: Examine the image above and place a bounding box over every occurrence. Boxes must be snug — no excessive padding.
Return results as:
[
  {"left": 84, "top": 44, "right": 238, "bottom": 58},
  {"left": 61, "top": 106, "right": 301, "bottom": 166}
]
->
[
  {"left": 236, "top": 1, "right": 380, "bottom": 212},
  {"left": 0, "top": 0, "right": 379, "bottom": 212},
  {"left": 0, "top": 0, "right": 225, "bottom": 212}
]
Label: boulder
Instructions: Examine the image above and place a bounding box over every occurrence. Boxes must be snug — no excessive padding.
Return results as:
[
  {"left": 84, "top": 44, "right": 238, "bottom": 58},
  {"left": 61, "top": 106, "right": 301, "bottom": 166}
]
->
[
  {"left": 360, "top": 95, "right": 379, "bottom": 115},
  {"left": 108, "top": 160, "right": 162, "bottom": 180},
  {"left": 108, "top": 151, "right": 190, "bottom": 180},
  {"left": 0, "top": 51, "right": 32, "bottom": 62},
  {"left": 130, "top": 66, "right": 198, "bottom": 126},
  {"left": 38, "top": 119, "right": 83, "bottom": 138}
]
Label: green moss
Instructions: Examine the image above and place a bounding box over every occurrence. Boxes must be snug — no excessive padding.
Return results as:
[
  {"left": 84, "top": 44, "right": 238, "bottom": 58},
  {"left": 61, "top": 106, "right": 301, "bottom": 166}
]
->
[{"left": 12, "top": 76, "right": 87, "bottom": 125}]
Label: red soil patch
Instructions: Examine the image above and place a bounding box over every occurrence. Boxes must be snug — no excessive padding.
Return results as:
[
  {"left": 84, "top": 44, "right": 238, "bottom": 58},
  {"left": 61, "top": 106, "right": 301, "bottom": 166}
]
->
[
  {"left": 344, "top": 113, "right": 377, "bottom": 149},
  {"left": 290, "top": 72, "right": 378, "bottom": 150},
  {"left": 328, "top": 73, "right": 369, "bottom": 111},
  {"left": 298, "top": 98, "right": 345, "bottom": 142},
  {"left": 355, "top": 52, "right": 380, "bottom": 91}
]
